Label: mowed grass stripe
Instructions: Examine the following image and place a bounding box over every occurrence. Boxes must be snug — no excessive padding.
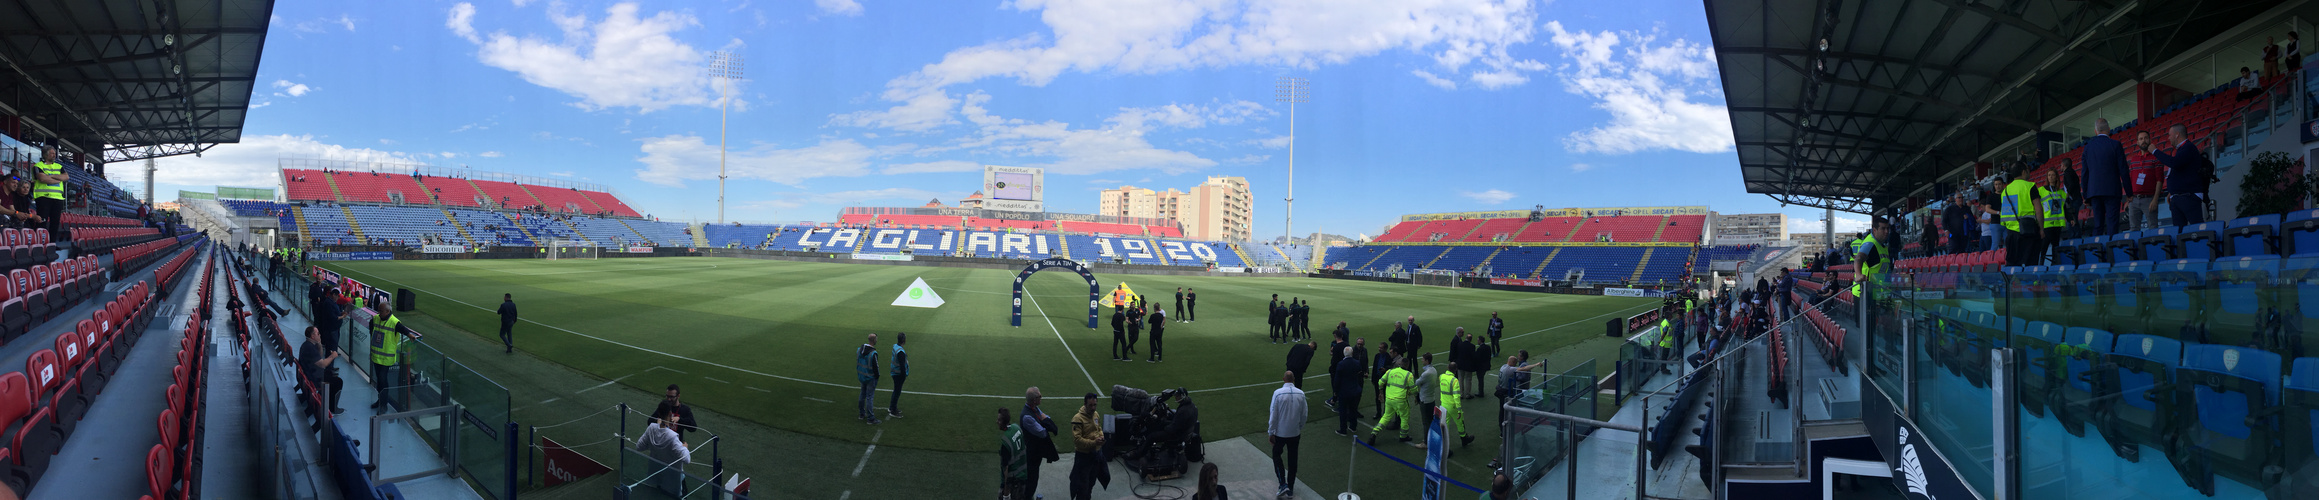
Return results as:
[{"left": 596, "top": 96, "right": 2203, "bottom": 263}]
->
[{"left": 320, "top": 257, "right": 1652, "bottom": 451}]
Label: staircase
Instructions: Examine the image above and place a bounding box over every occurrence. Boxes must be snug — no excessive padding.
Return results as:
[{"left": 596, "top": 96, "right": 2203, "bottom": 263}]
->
[
  {"left": 614, "top": 219, "right": 653, "bottom": 245},
  {"left": 1057, "top": 235, "right": 1073, "bottom": 258},
  {"left": 513, "top": 184, "right": 550, "bottom": 209},
  {"left": 509, "top": 216, "right": 541, "bottom": 244},
  {"left": 322, "top": 173, "right": 347, "bottom": 202},
  {"left": 1418, "top": 247, "right": 1454, "bottom": 269},
  {"left": 1358, "top": 247, "right": 1395, "bottom": 270},
  {"left": 339, "top": 206, "right": 368, "bottom": 241},
  {"left": 1309, "top": 247, "right": 1327, "bottom": 271},
  {"left": 559, "top": 217, "right": 590, "bottom": 243},
  {"left": 1648, "top": 215, "right": 1671, "bottom": 242},
  {"left": 1509, "top": 219, "right": 1538, "bottom": 243},
  {"left": 1628, "top": 247, "right": 1656, "bottom": 282},
  {"left": 292, "top": 207, "right": 313, "bottom": 246},
  {"left": 1151, "top": 240, "right": 1174, "bottom": 265},
  {"left": 461, "top": 178, "right": 496, "bottom": 208},
  {"left": 1475, "top": 246, "right": 1507, "bottom": 271},
  {"left": 1455, "top": 223, "right": 1487, "bottom": 242},
  {"left": 689, "top": 223, "right": 709, "bottom": 247},
  {"left": 412, "top": 177, "right": 439, "bottom": 206},
  {"left": 578, "top": 191, "right": 610, "bottom": 214},
  {"left": 1228, "top": 244, "right": 1254, "bottom": 268},
  {"left": 439, "top": 208, "right": 478, "bottom": 245},
  {"left": 1562, "top": 218, "right": 1590, "bottom": 242},
  {"left": 1528, "top": 247, "right": 1565, "bottom": 278}
]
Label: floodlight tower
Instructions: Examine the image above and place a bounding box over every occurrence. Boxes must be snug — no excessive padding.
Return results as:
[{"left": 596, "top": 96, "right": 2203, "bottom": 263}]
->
[
  {"left": 1274, "top": 77, "right": 1308, "bottom": 245},
  {"left": 708, "top": 51, "right": 745, "bottom": 224}
]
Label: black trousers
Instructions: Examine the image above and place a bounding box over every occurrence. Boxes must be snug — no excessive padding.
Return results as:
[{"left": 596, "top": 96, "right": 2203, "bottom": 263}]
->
[
  {"left": 2086, "top": 195, "right": 2120, "bottom": 237},
  {"left": 1337, "top": 392, "right": 1361, "bottom": 432},
  {"left": 1126, "top": 326, "right": 1140, "bottom": 354},
  {"left": 1186, "top": 302, "right": 1196, "bottom": 320},
  {"left": 1270, "top": 434, "right": 1301, "bottom": 491},
  {"left": 34, "top": 197, "right": 61, "bottom": 242},
  {"left": 2169, "top": 193, "right": 2206, "bottom": 228},
  {"left": 888, "top": 375, "right": 906, "bottom": 413},
  {"left": 2005, "top": 229, "right": 2041, "bottom": 267},
  {"left": 1269, "top": 323, "right": 1284, "bottom": 341},
  {"left": 1113, "top": 330, "right": 1128, "bottom": 359},
  {"left": 1147, "top": 331, "right": 1162, "bottom": 361},
  {"left": 1175, "top": 301, "right": 1186, "bottom": 319},
  {"left": 1289, "top": 370, "right": 1305, "bottom": 389},
  {"left": 499, "top": 324, "right": 514, "bottom": 352}
]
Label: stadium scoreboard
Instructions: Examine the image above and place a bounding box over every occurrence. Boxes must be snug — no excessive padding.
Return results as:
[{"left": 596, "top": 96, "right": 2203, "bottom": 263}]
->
[{"left": 982, "top": 165, "right": 1043, "bottom": 212}]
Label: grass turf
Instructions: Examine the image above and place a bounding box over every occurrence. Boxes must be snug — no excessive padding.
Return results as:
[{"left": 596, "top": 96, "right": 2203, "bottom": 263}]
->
[{"left": 317, "top": 257, "right": 1655, "bottom": 457}]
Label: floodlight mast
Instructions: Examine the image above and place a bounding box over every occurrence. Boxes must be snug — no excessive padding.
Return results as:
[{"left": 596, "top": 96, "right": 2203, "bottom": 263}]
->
[
  {"left": 1274, "top": 77, "right": 1308, "bottom": 246},
  {"left": 709, "top": 52, "right": 745, "bottom": 224}
]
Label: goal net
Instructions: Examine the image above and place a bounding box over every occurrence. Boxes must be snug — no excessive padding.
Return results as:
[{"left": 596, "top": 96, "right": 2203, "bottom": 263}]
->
[
  {"left": 1412, "top": 270, "right": 1458, "bottom": 288},
  {"left": 546, "top": 239, "right": 599, "bottom": 260}
]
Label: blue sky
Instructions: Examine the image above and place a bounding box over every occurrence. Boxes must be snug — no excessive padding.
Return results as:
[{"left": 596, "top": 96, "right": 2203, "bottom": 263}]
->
[{"left": 142, "top": 0, "right": 1869, "bottom": 239}]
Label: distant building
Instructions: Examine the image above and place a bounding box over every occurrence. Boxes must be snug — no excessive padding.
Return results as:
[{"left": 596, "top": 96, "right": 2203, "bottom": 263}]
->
[
  {"left": 1098, "top": 176, "right": 1253, "bottom": 241},
  {"left": 1711, "top": 213, "right": 1787, "bottom": 245},
  {"left": 1791, "top": 232, "right": 1831, "bottom": 248}
]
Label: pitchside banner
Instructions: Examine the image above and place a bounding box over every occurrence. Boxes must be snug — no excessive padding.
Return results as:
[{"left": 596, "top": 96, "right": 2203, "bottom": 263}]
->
[
  {"left": 1488, "top": 277, "right": 1543, "bottom": 287},
  {"left": 421, "top": 245, "right": 464, "bottom": 254},
  {"left": 1603, "top": 288, "right": 1647, "bottom": 297},
  {"left": 540, "top": 437, "right": 613, "bottom": 487},
  {"left": 1421, "top": 405, "right": 1447, "bottom": 500}
]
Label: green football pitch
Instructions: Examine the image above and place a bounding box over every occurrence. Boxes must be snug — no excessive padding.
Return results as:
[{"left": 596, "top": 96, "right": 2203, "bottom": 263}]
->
[{"left": 318, "top": 257, "right": 1657, "bottom": 454}]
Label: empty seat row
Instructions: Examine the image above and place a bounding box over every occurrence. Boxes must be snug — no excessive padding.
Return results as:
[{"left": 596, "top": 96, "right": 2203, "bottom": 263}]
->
[
  {"left": 146, "top": 283, "right": 209, "bottom": 500},
  {"left": 0, "top": 255, "right": 107, "bottom": 342},
  {"left": 56, "top": 214, "right": 139, "bottom": 228},
  {"left": 0, "top": 277, "right": 167, "bottom": 494},
  {"left": 112, "top": 238, "right": 182, "bottom": 276},
  {"left": 71, "top": 227, "right": 158, "bottom": 253},
  {"left": 0, "top": 229, "right": 57, "bottom": 273}
]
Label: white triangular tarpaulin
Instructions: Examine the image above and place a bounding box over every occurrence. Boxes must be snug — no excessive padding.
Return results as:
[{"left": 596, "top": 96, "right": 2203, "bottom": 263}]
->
[{"left": 892, "top": 277, "right": 945, "bottom": 308}]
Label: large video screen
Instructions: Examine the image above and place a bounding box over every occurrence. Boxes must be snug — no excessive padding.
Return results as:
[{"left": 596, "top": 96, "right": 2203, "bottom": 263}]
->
[{"left": 992, "top": 172, "right": 1036, "bottom": 200}]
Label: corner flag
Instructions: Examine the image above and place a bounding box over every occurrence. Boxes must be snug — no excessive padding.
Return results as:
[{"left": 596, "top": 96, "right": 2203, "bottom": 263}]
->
[{"left": 893, "top": 277, "right": 946, "bottom": 308}]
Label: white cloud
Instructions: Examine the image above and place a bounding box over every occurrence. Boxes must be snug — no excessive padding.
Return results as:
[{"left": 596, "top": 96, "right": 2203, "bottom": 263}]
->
[
  {"left": 550, "top": 171, "right": 575, "bottom": 177},
  {"left": 378, "top": 139, "right": 397, "bottom": 145},
  {"left": 453, "top": 2, "right": 718, "bottom": 112},
  {"left": 337, "top": 14, "right": 357, "bottom": 32},
  {"left": 1460, "top": 189, "right": 1516, "bottom": 204},
  {"left": 1789, "top": 215, "right": 1870, "bottom": 235},
  {"left": 1412, "top": 69, "right": 1456, "bottom": 90},
  {"left": 1224, "top": 154, "right": 1269, "bottom": 164},
  {"left": 881, "top": 160, "right": 981, "bottom": 175},
  {"left": 634, "top": 135, "right": 876, "bottom": 187},
  {"left": 941, "top": 94, "right": 1220, "bottom": 175},
  {"left": 1543, "top": 21, "right": 1732, "bottom": 154},
  {"left": 865, "top": 0, "right": 1546, "bottom": 126},
  {"left": 479, "top": 151, "right": 505, "bottom": 157},
  {"left": 749, "top": 188, "right": 961, "bottom": 211},
  {"left": 1569, "top": 163, "right": 1593, "bottom": 172},
  {"left": 271, "top": 80, "right": 312, "bottom": 97},
  {"left": 831, "top": 89, "right": 959, "bottom": 132},
  {"left": 158, "top": 135, "right": 411, "bottom": 187},
  {"left": 512, "top": 0, "right": 536, "bottom": 6},
  {"left": 1250, "top": 135, "right": 1292, "bottom": 149},
  {"left": 815, "top": 0, "right": 863, "bottom": 16},
  {"left": 448, "top": 3, "right": 480, "bottom": 42}
]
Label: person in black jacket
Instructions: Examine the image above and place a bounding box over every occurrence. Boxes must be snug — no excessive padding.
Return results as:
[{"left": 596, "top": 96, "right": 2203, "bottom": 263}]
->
[
  {"left": 497, "top": 294, "right": 519, "bottom": 354},
  {"left": 1405, "top": 316, "right": 1425, "bottom": 355},
  {"left": 1332, "top": 346, "right": 1364, "bottom": 436},
  {"left": 1285, "top": 341, "right": 1316, "bottom": 389},
  {"left": 1020, "top": 387, "right": 1061, "bottom": 500},
  {"left": 1126, "top": 300, "right": 1144, "bottom": 357},
  {"left": 1184, "top": 288, "right": 1197, "bottom": 322},
  {"left": 1389, "top": 321, "right": 1408, "bottom": 354},
  {"left": 2150, "top": 124, "right": 2213, "bottom": 227},
  {"left": 1112, "top": 306, "right": 1129, "bottom": 360},
  {"left": 1146, "top": 308, "right": 1166, "bottom": 362},
  {"left": 1268, "top": 297, "right": 1287, "bottom": 343},
  {"left": 655, "top": 384, "right": 700, "bottom": 440},
  {"left": 1174, "top": 287, "right": 1187, "bottom": 321}
]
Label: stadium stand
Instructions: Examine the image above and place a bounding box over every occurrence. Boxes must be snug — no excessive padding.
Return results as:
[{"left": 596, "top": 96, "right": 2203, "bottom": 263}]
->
[
  {"left": 1513, "top": 217, "right": 1581, "bottom": 242},
  {"left": 471, "top": 179, "right": 544, "bottom": 211},
  {"left": 451, "top": 208, "right": 535, "bottom": 246},
  {"left": 526, "top": 184, "right": 606, "bottom": 214},
  {"left": 1460, "top": 218, "right": 1529, "bottom": 242},
  {"left": 280, "top": 170, "right": 334, "bottom": 202},
  {"left": 321, "top": 170, "right": 427, "bottom": 204},
  {"left": 419, "top": 175, "right": 487, "bottom": 208},
  {"left": 580, "top": 190, "right": 643, "bottom": 218},
  {"left": 1425, "top": 247, "right": 1495, "bottom": 272}
]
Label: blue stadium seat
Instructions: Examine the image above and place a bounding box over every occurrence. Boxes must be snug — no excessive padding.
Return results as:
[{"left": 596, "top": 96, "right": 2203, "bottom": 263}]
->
[
  {"left": 2066, "top": 263, "right": 2111, "bottom": 329},
  {"left": 2019, "top": 321, "right": 2069, "bottom": 418},
  {"left": 2208, "top": 255, "right": 2281, "bottom": 351},
  {"left": 2055, "top": 238, "right": 2080, "bottom": 266},
  {"left": 2105, "top": 261, "right": 2155, "bottom": 336},
  {"left": 2139, "top": 226, "right": 2183, "bottom": 262},
  {"left": 2059, "top": 327, "right": 2117, "bottom": 437},
  {"left": 2179, "top": 343, "right": 2284, "bottom": 495},
  {"left": 2284, "top": 209, "right": 2319, "bottom": 257},
  {"left": 2149, "top": 259, "right": 2207, "bottom": 342},
  {"left": 2102, "top": 334, "right": 2186, "bottom": 464},
  {"left": 2285, "top": 256, "right": 2319, "bottom": 361},
  {"left": 2225, "top": 214, "right": 2283, "bottom": 257},
  {"left": 2180, "top": 222, "right": 2228, "bottom": 261},
  {"left": 2079, "top": 235, "right": 2113, "bottom": 265},
  {"left": 2109, "top": 232, "right": 2144, "bottom": 264},
  {"left": 2283, "top": 357, "right": 2319, "bottom": 494}
]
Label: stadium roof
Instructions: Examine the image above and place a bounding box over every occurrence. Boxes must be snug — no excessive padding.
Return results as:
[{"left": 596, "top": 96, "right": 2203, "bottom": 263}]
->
[
  {"left": 1708, "top": 0, "right": 2283, "bottom": 214},
  {"left": 0, "top": 0, "right": 275, "bottom": 163}
]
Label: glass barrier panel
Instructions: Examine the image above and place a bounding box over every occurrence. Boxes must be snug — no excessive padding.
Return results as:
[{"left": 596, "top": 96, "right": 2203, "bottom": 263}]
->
[{"left": 1903, "top": 272, "right": 1996, "bottom": 498}]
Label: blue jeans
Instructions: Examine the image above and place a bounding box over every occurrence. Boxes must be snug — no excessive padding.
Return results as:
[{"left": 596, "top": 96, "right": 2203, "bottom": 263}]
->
[
  {"left": 1981, "top": 224, "right": 2003, "bottom": 252},
  {"left": 859, "top": 380, "right": 879, "bottom": 421}
]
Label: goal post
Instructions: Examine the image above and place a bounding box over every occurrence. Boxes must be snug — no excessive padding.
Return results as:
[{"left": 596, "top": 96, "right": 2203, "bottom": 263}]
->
[
  {"left": 1411, "top": 269, "right": 1458, "bottom": 288},
  {"left": 545, "top": 239, "right": 599, "bottom": 260}
]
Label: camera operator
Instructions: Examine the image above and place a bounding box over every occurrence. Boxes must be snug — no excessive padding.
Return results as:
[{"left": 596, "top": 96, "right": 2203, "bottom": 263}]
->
[{"left": 1150, "top": 391, "right": 1198, "bottom": 453}]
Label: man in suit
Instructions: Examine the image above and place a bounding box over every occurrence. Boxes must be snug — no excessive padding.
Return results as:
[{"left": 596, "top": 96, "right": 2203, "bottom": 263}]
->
[
  {"left": 2078, "top": 118, "right": 2129, "bottom": 238},
  {"left": 2151, "top": 124, "right": 2213, "bottom": 228}
]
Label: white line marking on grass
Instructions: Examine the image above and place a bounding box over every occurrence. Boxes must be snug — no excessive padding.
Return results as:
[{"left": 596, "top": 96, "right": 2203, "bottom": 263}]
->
[
  {"left": 839, "top": 491, "right": 851, "bottom": 500},
  {"left": 324, "top": 266, "right": 1024, "bottom": 399},
  {"left": 577, "top": 374, "right": 635, "bottom": 394},
  {"left": 745, "top": 386, "right": 772, "bottom": 393},
  {"left": 852, "top": 430, "right": 882, "bottom": 477},
  {"left": 651, "top": 366, "right": 690, "bottom": 374},
  {"left": 803, "top": 397, "right": 832, "bottom": 403},
  {"left": 538, "top": 397, "right": 561, "bottom": 405},
  {"left": 1022, "top": 287, "right": 1103, "bottom": 394},
  {"left": 704, "top": 376, "right": 730, "bottom": 384}
]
